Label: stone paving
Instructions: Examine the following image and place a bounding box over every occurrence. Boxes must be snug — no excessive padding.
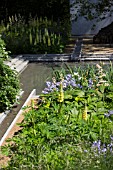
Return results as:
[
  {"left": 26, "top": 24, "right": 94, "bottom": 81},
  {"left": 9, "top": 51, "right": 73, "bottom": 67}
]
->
[
  {"left": 79, "top": 36, "right": 113, "bottom": 61},
  {"left": 4, "top": 36, "right": 113, "bottom": 73}
]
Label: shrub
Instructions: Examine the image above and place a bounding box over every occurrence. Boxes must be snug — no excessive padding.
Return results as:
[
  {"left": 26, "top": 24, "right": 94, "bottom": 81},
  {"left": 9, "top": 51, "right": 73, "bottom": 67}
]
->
[
  {"left": 0, "top": 34, "right": 9, "bottom": 60},
  {"left": 0, "top": 36, "right": 20, "bottom": 112}
]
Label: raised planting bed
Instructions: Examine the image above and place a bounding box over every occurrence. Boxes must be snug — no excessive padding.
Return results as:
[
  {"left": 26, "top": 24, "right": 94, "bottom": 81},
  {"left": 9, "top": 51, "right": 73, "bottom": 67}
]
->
[{"left": 0, "top": 63, "right": 113, "bottom": 169}]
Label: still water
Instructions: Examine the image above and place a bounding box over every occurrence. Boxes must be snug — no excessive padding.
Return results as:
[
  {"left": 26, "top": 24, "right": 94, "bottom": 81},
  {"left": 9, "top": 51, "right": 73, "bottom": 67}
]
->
[
  {"left": 19, "top": 61, "right": 112, "bottom": 95},
  {"left": 19, "top": 62, "right": 76, "bottom": 95}
]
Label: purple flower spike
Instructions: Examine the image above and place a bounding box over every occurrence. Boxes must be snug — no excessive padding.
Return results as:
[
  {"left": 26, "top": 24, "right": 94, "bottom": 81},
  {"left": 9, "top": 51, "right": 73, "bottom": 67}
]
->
[
  {"left": 50, "top": 83, "right": 56, "bottom": 89},
  {"left": 88, "top": 78, "right": 93, "bottom": 88},
  {"left": 63, "top": 80, "right": 69, "bottom": 88}
]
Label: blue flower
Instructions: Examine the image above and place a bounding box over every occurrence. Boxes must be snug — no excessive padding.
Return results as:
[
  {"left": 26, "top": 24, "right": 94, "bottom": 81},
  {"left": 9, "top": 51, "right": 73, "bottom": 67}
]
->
[
  {"left": 65, "top": 74, "right": 72, "bottom": 81},
  {"left": 42, "top": 73, "right": 84, "bottom": 94},
  {"left": 46, "top": 81, "right": 51, "bottom": 87},
  {"left": 104, "top": 110, "right": 113, "bottom": 118},
  {"left": 84, "top": 149, "right": 88, "bottom": 153},
  {"left": 77, "top": 84, "right": 82, "bottom": 89},
  {"left": 70, "top": 79, "right": 77, "bottom": 87},
  {"left": 56, "top": 82, "right": 60, "bottom": 87},
  {"left": 88, "top": 78, "right": 93, "bottom": 85},
  {"left": 42, "top": 90, "right": 49, "bottom": 94},
  {"left": 92, "top": 140, "right": 101, "bottom": 150},
  {"left": 110, "top": 135, "right": 113, "bottom": 141},
  {"left": 88, "top": 78, "right": 93, "bottom": 88},
  {"left": 109, "top": 110, "right": 113, "bottom": 115}
]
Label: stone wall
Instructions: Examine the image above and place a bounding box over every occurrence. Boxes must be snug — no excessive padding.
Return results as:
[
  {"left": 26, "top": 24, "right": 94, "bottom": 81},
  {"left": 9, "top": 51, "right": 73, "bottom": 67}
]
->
[{"left": 70, "top": 0, "right": 113, "bottom": 35}]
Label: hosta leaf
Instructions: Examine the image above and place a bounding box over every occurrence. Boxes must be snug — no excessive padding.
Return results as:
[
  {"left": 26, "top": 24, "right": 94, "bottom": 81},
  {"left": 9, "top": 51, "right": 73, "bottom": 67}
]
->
[
  {"left": 64, "top": 94, "right": 72, "bottom": 99},
  {"left": 74, "top": 90, "right": 85, "bottom": 97}
]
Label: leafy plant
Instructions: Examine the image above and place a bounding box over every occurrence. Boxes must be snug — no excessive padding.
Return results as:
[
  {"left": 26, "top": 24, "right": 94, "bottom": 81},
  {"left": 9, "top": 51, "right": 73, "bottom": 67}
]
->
[
  {"left": 0, "top": 36, "right": 20, "bottom": 112},
  {"left": 0, "top": 34, "right": 10, "bottom": 60},
  {"left": 1, "top": 15, "right": 69, "bottom": 54},
  {"left": 1, "top": 63, "right": 113, "bottom": 169}
]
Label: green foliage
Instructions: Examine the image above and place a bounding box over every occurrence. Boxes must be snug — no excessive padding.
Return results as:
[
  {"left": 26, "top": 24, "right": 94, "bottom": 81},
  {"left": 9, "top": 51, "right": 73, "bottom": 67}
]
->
[
  {"left": 1, "top": 63, "right": 113, "bottom": 169},
  {"left": 0, "top": 35, "right": 10, "bottom": 60},
  {"left": 1, "top": 15, "right": 70, "bottom": 54},
  {"left": 0, "top": 36, "right": 20, "bottom": 112},
  {"left": 0, "top": 60, "right": 20, "bottom": 112}
]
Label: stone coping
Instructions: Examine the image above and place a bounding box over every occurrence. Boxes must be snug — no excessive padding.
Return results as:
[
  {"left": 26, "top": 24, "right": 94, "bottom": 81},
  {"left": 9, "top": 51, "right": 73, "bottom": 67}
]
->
[
  {"left": 22, "top": 53, "right": 72, "bottom": 62},
  {"left": 10, "top": 36, "right": 113, "bottom": 62},
  {"left": 80, "top": 57, "right": 113, "bottom": 61}
]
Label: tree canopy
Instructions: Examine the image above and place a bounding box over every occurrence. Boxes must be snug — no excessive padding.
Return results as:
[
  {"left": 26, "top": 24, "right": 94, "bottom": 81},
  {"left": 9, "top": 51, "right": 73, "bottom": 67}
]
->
[
  {"left": 70, "top": 0, "right": 113, "bottom": 21},
  {"left": 0, "top": 0, "right": 70, "bottom": 22}
]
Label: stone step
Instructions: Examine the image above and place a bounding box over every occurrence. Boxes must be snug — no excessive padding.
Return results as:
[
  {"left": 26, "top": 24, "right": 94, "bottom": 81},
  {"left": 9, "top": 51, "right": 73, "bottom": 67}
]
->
[
  {"left": 4, "top": 56, "right": 29, "bottom": 73},
  {"left": 80, "top": 57, "right": 113, "bottom": 61},
  {"left": 16, "top": 60, "right": 29, "bottom": 73},
  {"left": 81, "top": 54, "right": 113, "bottom": 58},
  {"left": 4, "top": 58, "right": 20, "bottom": 67},
  {"left": 10, "top": 59, "right": 24, "bottom": 70}
]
